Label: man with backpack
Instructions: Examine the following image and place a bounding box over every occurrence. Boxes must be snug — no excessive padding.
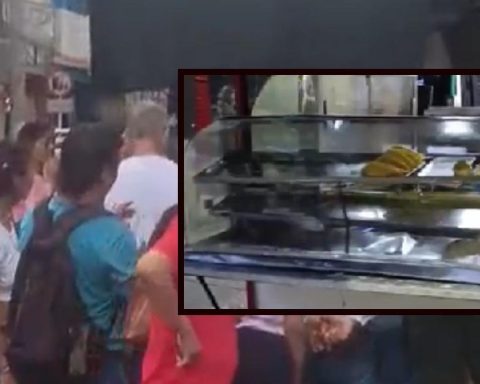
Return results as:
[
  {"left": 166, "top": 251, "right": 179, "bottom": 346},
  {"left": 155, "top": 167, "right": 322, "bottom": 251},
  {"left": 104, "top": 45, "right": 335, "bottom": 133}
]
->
[{"left": 7, "top": 125, "right": 137, "bottom": 384}]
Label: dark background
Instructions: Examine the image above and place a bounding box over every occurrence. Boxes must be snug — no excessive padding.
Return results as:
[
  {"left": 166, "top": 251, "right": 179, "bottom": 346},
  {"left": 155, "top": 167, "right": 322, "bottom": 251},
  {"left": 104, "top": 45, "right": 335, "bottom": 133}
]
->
[{"left": 90, "top": 0, "right": 436, "bottom": 91}]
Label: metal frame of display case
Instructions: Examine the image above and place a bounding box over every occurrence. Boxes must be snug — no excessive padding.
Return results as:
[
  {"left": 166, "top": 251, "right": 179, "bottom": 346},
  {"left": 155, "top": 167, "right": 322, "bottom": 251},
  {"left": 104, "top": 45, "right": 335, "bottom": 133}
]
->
[
  {"left": 190, "top": 74, "right": 257, "bottom": 308},
  {"left": 185, "top": 108, "right": 480, "bottom": 308}
]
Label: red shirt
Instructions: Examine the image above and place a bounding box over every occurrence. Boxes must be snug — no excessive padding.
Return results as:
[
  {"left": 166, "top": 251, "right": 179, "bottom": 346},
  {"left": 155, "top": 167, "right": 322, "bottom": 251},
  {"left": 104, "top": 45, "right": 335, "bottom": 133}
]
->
[{"left": 142, "top": 215, "right": 238, "bottom": 384}]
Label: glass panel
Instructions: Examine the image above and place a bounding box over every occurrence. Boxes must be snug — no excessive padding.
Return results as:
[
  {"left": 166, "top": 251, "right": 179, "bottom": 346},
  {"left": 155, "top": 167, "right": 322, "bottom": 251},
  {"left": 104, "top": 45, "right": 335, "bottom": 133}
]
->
[{"left": 185, "top": 115, "right": 480, "bottom": 282}]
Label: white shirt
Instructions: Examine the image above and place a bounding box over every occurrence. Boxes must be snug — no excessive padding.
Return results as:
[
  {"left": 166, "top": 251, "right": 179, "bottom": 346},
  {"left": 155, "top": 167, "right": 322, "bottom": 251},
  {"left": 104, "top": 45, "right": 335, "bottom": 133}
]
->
[
  {"left": 304, "top": 315, "right": 375, "bottom": 326},
  {"left": 237, "top": 315, "right": 375, "bottom": 336},
  {"left": 237, "top": 315, "right": 284, "bottom": 335},
  {"left": 105, "top": 154, "right": 178, "bottom": 250},
  {"left": 349, "top": 315, "right": 375, "bottom": 325},
  {"left": 0, "top": 223, "right": 20, "bottom": 302}
]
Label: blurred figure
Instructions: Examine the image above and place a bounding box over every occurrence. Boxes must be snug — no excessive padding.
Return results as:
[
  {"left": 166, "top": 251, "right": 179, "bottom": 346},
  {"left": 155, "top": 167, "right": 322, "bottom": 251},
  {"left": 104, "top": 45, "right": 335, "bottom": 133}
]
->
[
  {"left": 406, "top": 315, "right": 480, "bottom": 384},
  {"left": 16, "top": 126, "right": 137, "bottom": 384},
  {"left": 285, "top": 316, "right": 378, "bottom": 384},
  {"left": 0, "top": 141, "right": 33, "bottom": 384},
  {"left": 233, "top": 316, "right": 293, "bottom": 384},
  {"left": 136, "top": 210, "right": 237, "bottom": 384},
  {"left": 13, "top": 122, "right": 55, "bottom": 222},
  {"left": 105, "top": 105, "right": 178, "bottom": 250},
  {"left": 370, "top": 316, "right": 412, "bottom": 384},
  {"left": 106, "top": 105, "right": 178, "bottom": 384}
]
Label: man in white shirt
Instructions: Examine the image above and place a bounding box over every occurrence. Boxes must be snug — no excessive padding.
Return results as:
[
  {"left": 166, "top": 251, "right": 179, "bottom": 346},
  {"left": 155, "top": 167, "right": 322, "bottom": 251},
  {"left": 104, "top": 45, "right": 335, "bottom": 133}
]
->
[{"left": 105, "top": 105, "right": 178, "bottom": 250}]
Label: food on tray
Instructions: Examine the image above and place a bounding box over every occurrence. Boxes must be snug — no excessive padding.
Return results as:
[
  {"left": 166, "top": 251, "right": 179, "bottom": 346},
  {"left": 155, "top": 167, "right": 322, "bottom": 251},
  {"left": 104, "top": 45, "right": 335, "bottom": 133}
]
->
[
  {"left": 387, "top": 146, "right": 423, "bottom": 168},
  {"left": 362, "top": 146, "right": 424, "bottom": 177},
  {"left": 377, "top": 154, "right": 411, "bottom": 171},
  {"left": 444, "top": 239, "right": 480, "bottom": 260},
  {"left": 453, "top": 160, "right": 473, "bottom": 177},
  {"left": 362, "top": 161, "right": 405, "bottom": 177}
]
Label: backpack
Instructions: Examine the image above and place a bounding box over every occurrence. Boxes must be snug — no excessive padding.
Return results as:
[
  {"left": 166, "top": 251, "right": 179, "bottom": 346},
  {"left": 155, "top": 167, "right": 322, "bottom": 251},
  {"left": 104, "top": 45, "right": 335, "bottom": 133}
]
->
[
  {"left": 6, "top": 201, "right": 110, "bottom": 369},
  {"left": 123, "top": 204, "right": 178, "bottom": 348}
]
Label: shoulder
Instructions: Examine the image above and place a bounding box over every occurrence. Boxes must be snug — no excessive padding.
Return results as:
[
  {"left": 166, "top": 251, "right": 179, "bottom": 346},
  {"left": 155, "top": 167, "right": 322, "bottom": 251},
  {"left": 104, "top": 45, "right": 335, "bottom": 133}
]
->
[
  {"left": 160, "top": 157, "right": 178, "bottom": 175},
  {"left": 70, "top": 215, "right": 137, "bottom": 256},
  {"left": 144, "top": 155, "right": 178, "bottom": 174},
  {"left": 117, "top": 157, "right": 136, "bottom": 173}
]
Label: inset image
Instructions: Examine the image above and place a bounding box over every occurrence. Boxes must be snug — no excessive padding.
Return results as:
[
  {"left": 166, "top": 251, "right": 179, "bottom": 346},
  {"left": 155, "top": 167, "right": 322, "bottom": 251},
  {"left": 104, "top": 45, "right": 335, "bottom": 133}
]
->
[{"left": 183, "top": 73, "right": 480, "bottom": 310}]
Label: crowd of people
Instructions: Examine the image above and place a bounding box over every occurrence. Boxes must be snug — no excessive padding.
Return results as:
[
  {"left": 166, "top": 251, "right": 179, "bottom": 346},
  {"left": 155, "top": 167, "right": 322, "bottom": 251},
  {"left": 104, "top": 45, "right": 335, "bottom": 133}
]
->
[{"left": 0, "top": 105, "right": 479, "bottom": 384}]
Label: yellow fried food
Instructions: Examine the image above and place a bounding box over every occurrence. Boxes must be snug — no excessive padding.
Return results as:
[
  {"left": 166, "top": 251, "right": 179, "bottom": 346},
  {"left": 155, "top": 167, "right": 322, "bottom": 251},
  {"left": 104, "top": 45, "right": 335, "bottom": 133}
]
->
[
  {"left": 378, "top": 152, "right": 412, "bottom": 171},
  {"left": 361, "top": 161, "right": 406, "bottom": 177},
  {"left": 454, "top": 160, "right": 473, "bottom": 177},
  {"left": 391, "top": 145, "right": 424, "bottom": 164},
  {"left": 386, "top": 148, "right": 421, "bottom": 169}
]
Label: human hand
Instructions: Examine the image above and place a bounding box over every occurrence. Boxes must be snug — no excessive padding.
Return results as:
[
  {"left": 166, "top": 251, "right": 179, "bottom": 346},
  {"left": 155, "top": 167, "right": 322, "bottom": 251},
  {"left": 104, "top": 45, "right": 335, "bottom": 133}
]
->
[
  {"left": 176, "top": 319, "right": 202, "bottom": 367},
  {"left": 112, "top": 201, "right": 135, "bottom": 221},
  {"left": 305, "top": 315, "right": 355, "bottom": 352}
]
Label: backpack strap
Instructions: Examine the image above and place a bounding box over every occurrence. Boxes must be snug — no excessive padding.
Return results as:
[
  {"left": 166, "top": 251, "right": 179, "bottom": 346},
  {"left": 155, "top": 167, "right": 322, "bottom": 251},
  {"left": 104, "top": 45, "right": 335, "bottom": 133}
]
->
[{"left": 35, "top": 205, "right": 113, "bottom": 250}]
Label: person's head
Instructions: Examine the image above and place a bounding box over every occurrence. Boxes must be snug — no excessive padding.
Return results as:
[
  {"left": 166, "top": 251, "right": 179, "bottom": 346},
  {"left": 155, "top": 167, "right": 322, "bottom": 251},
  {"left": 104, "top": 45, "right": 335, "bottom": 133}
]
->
[
  {"left": 57, "top": 124, "right": 123, "bottom": 204},
  {"left": 16, "top": 121, "right": 54, "bottom": 173},
  {"left": 0, "top": 141, "right": 33, "bottom": 210},
  {"left": 124, "top": 105, "right": 169, "bottom": 156}
]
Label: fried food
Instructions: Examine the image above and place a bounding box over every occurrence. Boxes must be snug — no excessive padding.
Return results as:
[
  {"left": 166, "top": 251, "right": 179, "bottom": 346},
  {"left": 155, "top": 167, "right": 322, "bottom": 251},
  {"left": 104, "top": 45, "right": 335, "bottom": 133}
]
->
[
  {"left": 391, "top": 145, "right": 424, "bottom": 164},
  {"left": 361, "top": 161, "right": 405, "bottom": 177},
  {"left": 454, "top": 160, "right": 473, "bottom": 177},
  {"left": 377, "top": 153, "right": 411, "bottom": 171},
  {"left": 386, "top": 148, "right": 422, "bottom": 169},
  {"left": 361, "top": 146, "right": 424, "bottom": 177}
]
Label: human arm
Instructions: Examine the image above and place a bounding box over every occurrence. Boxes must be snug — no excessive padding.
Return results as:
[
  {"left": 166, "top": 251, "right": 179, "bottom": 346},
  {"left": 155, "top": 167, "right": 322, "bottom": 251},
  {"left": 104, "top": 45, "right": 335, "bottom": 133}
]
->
[
  {"left": 136, "top": 249, "right": 200, "bottom": 365},
  {"left": 135, "top": 250, "right": 183, "bottom": 331},
  {"left": 284, "top": 316, "right": 307, "bottom": 384}
]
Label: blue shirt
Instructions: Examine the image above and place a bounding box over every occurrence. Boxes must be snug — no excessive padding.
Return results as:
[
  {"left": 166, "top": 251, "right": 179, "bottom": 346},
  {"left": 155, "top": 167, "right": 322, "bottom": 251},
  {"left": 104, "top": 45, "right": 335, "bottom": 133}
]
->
[{"left": 18, "top": 196, "right": 137, "bottom": 349}]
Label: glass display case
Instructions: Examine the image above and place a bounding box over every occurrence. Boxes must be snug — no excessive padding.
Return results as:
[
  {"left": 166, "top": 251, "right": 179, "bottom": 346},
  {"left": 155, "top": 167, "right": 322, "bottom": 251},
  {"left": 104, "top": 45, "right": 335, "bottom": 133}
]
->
[{"left": 185, "top": 115, "right": 480, "bottom": 288}]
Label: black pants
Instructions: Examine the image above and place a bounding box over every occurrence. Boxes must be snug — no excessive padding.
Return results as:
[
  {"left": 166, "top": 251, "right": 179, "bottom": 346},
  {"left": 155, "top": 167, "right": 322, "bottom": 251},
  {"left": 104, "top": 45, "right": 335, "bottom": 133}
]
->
[
  {"left": 233, "top": 327, "right": 292, "bottom": 384},
  {"left": 10, "top": 361, "right": 69, "bottom": 384},
  {"left": 369, "top": 316, "right": 412, "bottom": 384},
  {"left": 303, "top": 323, "right": 378, "bottom": 384},
  {"left": 406, "top": 316, "right": 480, "bottom": 384}
]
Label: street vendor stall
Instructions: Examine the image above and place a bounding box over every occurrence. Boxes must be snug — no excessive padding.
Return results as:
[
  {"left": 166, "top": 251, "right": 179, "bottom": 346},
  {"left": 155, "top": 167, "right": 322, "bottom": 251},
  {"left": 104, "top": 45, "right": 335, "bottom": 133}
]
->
[{"left": 185, "top": 114, "right": 480, "bottom": 308}]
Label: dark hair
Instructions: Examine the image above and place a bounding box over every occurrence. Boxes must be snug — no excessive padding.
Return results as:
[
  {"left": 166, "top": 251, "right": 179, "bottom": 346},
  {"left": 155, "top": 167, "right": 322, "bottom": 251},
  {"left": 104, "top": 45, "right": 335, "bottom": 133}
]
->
[
  {"left": 57, "top": 124, "right": 123, "bottom": 197},
  {"left": 16, "top": 121, "right": 52, "bottom": 155},
  {"left": 0, "top": 141, "right": 29, "bottom": 200}
]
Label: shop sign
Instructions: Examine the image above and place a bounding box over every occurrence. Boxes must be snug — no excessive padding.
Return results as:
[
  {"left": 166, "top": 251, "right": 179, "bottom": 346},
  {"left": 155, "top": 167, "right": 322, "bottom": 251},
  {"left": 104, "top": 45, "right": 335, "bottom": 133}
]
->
[{"left": 47, "top": 70, "right": 74, "bottom": 113}]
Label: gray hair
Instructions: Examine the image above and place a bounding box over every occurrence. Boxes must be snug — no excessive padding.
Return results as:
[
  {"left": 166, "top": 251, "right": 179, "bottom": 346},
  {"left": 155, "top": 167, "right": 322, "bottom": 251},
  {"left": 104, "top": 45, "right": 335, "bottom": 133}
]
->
[{"left": 124, "top": 104, "right": 168, "bottom": 141}]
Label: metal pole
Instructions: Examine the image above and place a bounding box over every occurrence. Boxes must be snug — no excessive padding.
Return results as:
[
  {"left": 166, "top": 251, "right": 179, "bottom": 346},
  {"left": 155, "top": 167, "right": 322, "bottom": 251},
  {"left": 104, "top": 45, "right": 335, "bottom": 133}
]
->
[{"left": 231, "top": 74, "right": 257, "bottom": 310}]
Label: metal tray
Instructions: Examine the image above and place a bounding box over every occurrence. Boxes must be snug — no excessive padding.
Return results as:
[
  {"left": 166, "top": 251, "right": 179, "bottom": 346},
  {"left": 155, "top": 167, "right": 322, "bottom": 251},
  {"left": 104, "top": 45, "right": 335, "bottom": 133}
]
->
[
  {"left": 418, "top": 156, "right": 476, "bottom": 177},
  {"left": 185, "top": 249, "right": 480, "bottom": 287},
  {"left": 196, "top": 151, "right": 384, "bottom": 181},
  {"left": 210, "top": 194, "right": 480, "bottom": 239},
  {"left": 196, "top": 151, "right": 480, "bottom": 186}
]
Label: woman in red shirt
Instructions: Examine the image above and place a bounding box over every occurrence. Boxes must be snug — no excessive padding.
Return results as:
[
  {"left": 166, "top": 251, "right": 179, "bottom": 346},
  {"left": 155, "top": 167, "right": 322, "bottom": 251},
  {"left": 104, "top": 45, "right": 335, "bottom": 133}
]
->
[{"left": 136, "top": 214, "right": 238, "bottom": 384}]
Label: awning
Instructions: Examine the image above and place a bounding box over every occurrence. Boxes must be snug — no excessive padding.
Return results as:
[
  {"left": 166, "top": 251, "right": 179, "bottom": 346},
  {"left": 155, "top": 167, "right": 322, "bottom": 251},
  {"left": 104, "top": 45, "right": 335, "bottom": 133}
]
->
[{"left": 90, "top": 0, "right": 437, "bottom": 92}]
